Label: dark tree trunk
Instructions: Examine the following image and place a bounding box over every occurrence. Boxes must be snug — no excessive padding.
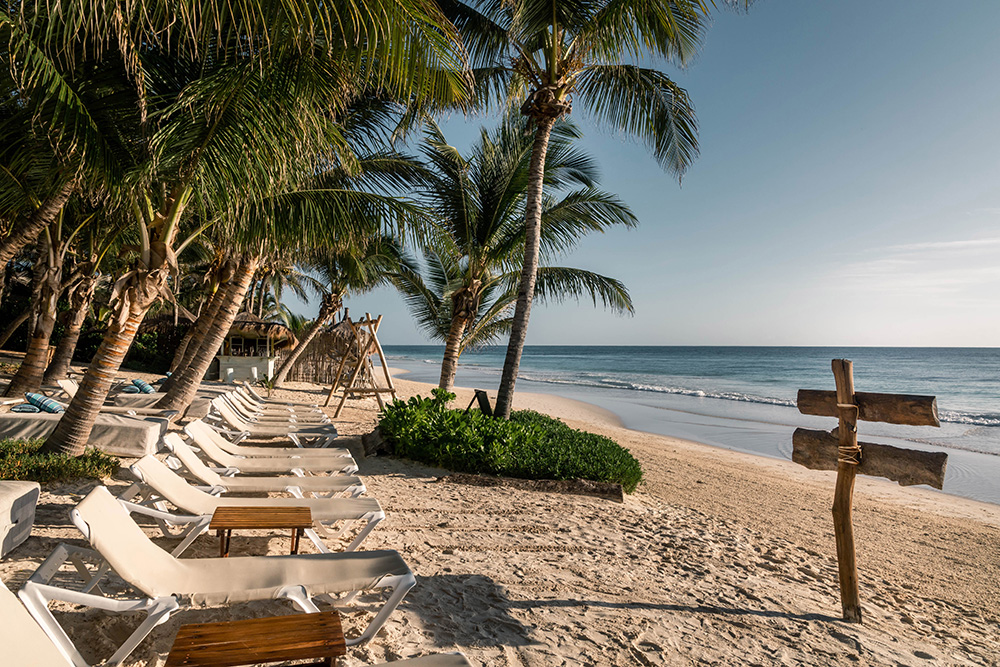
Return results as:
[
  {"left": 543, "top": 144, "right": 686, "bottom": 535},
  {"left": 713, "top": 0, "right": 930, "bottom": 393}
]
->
[
  {"left": 155, "top": 256, "right": 259, "bottom": 411},
  {"left": 43, "top": 275, "right": 98, "bottom": 383},
  {"left": 494, "top": 116, "right": 556, "bottom": 419},
  {"left": 40, "top": 268, "right": 170, "bottom": 456},
  {"left": 163, "top": 285, "right": 225, "bottom": 383},
  {"left": 5, "top": 232, "right": 63, "bottom": 396}
]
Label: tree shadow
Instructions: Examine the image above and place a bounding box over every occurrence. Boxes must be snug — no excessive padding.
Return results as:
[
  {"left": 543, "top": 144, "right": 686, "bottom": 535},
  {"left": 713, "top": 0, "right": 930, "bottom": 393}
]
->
[{"left": 401, "top": 573, "right": 842, "bottom": 649}]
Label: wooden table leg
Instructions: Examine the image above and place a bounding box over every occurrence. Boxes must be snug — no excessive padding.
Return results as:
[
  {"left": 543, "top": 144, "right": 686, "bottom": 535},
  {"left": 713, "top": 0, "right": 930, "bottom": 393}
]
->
[
  {"left": 291, "top": 528, "right": 301, "bottom": 554},
  {"left": 218, "top": 529, "right": 232, "bottom": 558}
]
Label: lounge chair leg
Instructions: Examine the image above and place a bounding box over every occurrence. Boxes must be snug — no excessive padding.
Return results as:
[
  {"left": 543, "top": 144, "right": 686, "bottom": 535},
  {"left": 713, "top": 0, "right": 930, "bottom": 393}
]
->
[
  {"left": 347, "top": 573, "right": 417, "bottom": 646},
  {"left": 344, "top": 513, "right": 384, "bottom": 552},
  {"left": 303, "top": 527, "right": 331, "bottom": 554},
  {"left": 279, "top": 585, "right": 322, "bottom": 613},
  {"left": 169, "top": 516, "right": 213, "bottom": 556},
  {"left": 103, "top": 598, "right": 178, "bottom": 667}
]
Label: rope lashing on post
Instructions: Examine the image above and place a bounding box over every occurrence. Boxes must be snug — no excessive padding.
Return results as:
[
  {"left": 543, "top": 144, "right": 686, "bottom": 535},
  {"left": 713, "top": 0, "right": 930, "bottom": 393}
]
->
[{"left": 836, "top": 403, "right": 862, "bottom": 465}]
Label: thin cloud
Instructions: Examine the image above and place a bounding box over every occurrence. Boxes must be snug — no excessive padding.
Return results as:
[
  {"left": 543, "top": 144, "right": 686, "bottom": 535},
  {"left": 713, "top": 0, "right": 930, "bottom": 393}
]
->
[{"left": 833, "top": 235, "right": 1000, "bottom": 297}]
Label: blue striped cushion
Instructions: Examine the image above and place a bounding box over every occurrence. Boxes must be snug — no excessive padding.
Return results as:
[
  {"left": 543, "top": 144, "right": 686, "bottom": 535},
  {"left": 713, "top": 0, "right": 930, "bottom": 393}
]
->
[
  {"left": 121, "top": 386, "right": 141, "bottom": 394},
  {"left": 25, "top": 393, "right": 64, "bottom": 413},
  {"left": 11, "top": 404, "right": 40, "bottom": 413},
  {"left": 132, "top": 379, "right": 155, "bottom": 394}
]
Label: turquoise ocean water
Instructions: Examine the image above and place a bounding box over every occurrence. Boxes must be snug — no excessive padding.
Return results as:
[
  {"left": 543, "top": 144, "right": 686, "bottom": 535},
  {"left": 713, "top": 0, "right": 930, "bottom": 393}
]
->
[{"left": 382, "top": 346, "right": 1000, "bottom": 505}]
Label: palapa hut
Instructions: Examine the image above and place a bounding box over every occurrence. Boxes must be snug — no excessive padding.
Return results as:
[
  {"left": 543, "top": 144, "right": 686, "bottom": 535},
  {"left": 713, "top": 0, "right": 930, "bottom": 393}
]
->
[{"left": 212, "top": 312, "right": 297, "bottom": 382}]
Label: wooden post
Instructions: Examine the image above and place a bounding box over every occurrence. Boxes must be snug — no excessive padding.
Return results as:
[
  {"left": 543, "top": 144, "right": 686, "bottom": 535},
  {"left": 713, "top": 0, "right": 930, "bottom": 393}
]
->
[{"left": 831, "top": 359, "right": 862, "bottom": 623}]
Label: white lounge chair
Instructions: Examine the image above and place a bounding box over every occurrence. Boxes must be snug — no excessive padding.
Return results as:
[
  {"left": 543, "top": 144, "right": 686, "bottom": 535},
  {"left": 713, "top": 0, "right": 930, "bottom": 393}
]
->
[
  {"left": 242, "top": 381, "right": 323, "bottom": 410},
  {"left": 208, "top": 397, "right": 338, "bottom": 448},
  {"left": 3, "top": 576, "right": 469, "bottom": 667},
  {"left": 229, "top": 389, "right": 331, "bottom": 423},
  {"left": 19, "top": 486, "right": 415, "bottom": 666},
  {"left": 183, "top": 421, "right": 358, "bottom": 475},
  {"left": 186, "top": 418, "right": 352, "bottom": 460},
  {"left": 123, "top": 455, "right": 384, "bottom": 555},
  {"left": 164, "top": 433, "right": 366, "bottom": 499}
]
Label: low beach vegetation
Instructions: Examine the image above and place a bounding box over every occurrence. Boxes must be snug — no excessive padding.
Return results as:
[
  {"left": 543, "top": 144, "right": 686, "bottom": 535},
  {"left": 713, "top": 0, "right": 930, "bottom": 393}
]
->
[
  {"left": 379, "top": 389, "right": 643, "bottom": 493},
  {"left": 0, "top": 439, "right": 119, "bottom": 483}
]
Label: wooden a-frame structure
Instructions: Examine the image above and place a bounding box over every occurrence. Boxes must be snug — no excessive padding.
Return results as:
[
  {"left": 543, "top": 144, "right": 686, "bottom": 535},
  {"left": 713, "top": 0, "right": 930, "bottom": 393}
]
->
[{"left": 324, "top": 314, "right": 397, "bottom": 418}]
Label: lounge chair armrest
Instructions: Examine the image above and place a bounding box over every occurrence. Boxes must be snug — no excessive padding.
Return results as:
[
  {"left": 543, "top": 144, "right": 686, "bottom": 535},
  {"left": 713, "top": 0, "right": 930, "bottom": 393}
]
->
[
  {"left": 117, "top": 499, "right": 206, "bottom": 525},
  {"left": 22, "top": 580, "right": 172, "bottom": 615}
]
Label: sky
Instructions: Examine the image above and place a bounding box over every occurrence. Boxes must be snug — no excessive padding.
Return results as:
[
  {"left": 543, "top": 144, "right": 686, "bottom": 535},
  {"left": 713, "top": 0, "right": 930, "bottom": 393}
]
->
[{"left": 290, "top": 0, "right": 1000, "bottom": 347}]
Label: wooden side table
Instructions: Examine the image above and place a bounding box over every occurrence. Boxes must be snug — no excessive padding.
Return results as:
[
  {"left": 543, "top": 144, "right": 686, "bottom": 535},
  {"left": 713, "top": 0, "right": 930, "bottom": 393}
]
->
[
  {"left": 165, "top": 611, "right": 346, "bottom": 666},
  {"left": 208, "top": 506, "right": 313, "bottom": 557}
]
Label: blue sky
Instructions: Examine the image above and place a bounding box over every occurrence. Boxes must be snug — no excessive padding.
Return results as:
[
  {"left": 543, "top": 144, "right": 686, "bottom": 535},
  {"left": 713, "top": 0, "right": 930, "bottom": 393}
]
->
[{"left": 294, "top": 0, "right": 1000, "bottom": 346}]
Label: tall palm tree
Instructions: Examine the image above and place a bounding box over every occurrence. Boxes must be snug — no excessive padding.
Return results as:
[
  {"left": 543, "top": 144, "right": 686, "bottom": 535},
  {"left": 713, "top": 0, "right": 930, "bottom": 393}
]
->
[
  {"left": 443, "top": 0, "right": 709, "bottom": 416},
  {"left": 396, "top": 117, "right": 634, "bottom": 391},
  {"left": 8, "top": 2, "right": 470, "bottom": 456}
]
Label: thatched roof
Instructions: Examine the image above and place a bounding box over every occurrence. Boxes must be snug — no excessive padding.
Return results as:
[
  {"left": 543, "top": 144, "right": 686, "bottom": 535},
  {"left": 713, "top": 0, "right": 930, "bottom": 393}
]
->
[{"left": 228, "top": 311, "right": 298, "bottom": 349}]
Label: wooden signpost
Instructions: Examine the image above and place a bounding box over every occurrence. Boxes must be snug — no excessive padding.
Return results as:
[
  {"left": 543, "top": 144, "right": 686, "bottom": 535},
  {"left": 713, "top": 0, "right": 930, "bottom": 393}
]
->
[
  {"left": 793, "top": 359, "right": 947, "bottom": 623},
  {"left": 324, "top": 314, "right": 397, "bottom": 417}
]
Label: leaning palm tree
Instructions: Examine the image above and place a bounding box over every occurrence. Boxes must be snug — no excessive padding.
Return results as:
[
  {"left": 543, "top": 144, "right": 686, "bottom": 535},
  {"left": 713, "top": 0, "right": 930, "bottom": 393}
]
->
[
  {"left": 271, "top": 235, "right": 405, "bottom": 387},
  {"left": 443, "top": 0, "right": 710, "bottom": 416},
  {"left": 396, "top": 117, "right": 635, "bottom": 391},
  {"left": 10, "top": 2, "right": 470, "bottom": 456}
]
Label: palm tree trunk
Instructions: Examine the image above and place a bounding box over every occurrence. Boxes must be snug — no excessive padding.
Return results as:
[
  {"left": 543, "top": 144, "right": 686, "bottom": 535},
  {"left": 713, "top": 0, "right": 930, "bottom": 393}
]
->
[
  {"left": 494, "top": 116, "right": 556, "bottom": 419},
  {"left": 43, "top": 276, "right": 98, "bottom": 383},
  {"left": 164, "top": 286, "right": 225, "bottom": 382},
  {"left": 0, "top": 307, "right": 31, "bottom": 350},
  {"left": 272, "top": 301, "right": 333, "bottom": 388},
  {"left": 439, "top": 316, "right": 467, "bottom": 391},
  {"left": 40, "top": 271, "right": 168, "bottom": 456},
  {"left": 155, "top": 256, "right": 259, "bottom": 411},
  {"left": 257, "top": 280, "right": 266, "bottom": 318},
  {"left": 4, "top": 236, "right": 63, "bottom": 396},
  {"left": 0, "top": 180, "right": 75, "bottom": 277}
]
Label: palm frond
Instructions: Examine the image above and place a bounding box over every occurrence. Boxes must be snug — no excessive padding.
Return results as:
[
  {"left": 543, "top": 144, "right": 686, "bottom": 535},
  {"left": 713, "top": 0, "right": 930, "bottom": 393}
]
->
[{"left": 576, "top": 64, "right": 698, "bottom": 178}]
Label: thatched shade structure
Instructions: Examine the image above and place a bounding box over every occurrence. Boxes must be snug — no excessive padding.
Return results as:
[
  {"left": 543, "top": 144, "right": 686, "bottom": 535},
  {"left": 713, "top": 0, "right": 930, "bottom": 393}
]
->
[
  {"left": 213, "top": 312, "right": 298, "bottom": 382},
  {"left": 226, "top": 312, "right": 298, "bottom": 351}
]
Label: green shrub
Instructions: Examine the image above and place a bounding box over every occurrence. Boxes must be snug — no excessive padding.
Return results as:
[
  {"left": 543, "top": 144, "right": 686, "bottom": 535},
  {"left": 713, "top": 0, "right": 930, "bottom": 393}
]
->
[
  {"left": 378, "top": 389, "right": 643, "bottom": 493},
  {"left": 0, "top": 439, "right": 120, "bottom": 483}
]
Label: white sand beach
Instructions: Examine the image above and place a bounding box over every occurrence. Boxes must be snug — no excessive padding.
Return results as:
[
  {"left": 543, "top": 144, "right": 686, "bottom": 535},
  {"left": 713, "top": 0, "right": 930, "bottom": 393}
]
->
[{"left": 2, "top": 371, "right": 999, "bottom": 665}]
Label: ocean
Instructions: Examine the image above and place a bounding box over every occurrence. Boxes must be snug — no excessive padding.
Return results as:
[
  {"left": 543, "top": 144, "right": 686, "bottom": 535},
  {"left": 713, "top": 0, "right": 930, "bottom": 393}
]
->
[{"left": 381, "top": 346, "right": 1000, "bottom": 505}]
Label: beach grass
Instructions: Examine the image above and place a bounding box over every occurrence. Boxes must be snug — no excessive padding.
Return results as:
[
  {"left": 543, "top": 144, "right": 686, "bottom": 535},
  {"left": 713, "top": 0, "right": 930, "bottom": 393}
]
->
[{"left": 0, "top": 438, "right": 119, "bottom": 483}]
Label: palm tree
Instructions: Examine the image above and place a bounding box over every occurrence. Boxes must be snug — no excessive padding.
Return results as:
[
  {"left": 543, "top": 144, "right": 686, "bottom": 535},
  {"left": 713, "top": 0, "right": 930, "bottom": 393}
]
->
[
  {"left": 272, "top": 235, "right": 405, "bottom": 387},
  {"left": 246, "top": 259, "right": 324, "bottom": 320},
  {"left": 395, "top": 117, "right": 634, "bottom": 391},
  {"left": 443, "top": 0, "right": 709, "bottom": 416},
  {"left": 7, "top": 2, "right": 471, "bottom": 455},
  {"left": 43, "top": 217, "right": 129, "bottom": 382}
]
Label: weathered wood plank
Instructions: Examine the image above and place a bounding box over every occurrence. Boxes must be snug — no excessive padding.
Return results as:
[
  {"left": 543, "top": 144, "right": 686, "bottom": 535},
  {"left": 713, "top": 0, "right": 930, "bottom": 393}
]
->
[
  {"left": 797, "top": 389, "right": 940, "bottom": 427},
  {"left": 792, "top": 428, "right": 948, "bottom": 489}
]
